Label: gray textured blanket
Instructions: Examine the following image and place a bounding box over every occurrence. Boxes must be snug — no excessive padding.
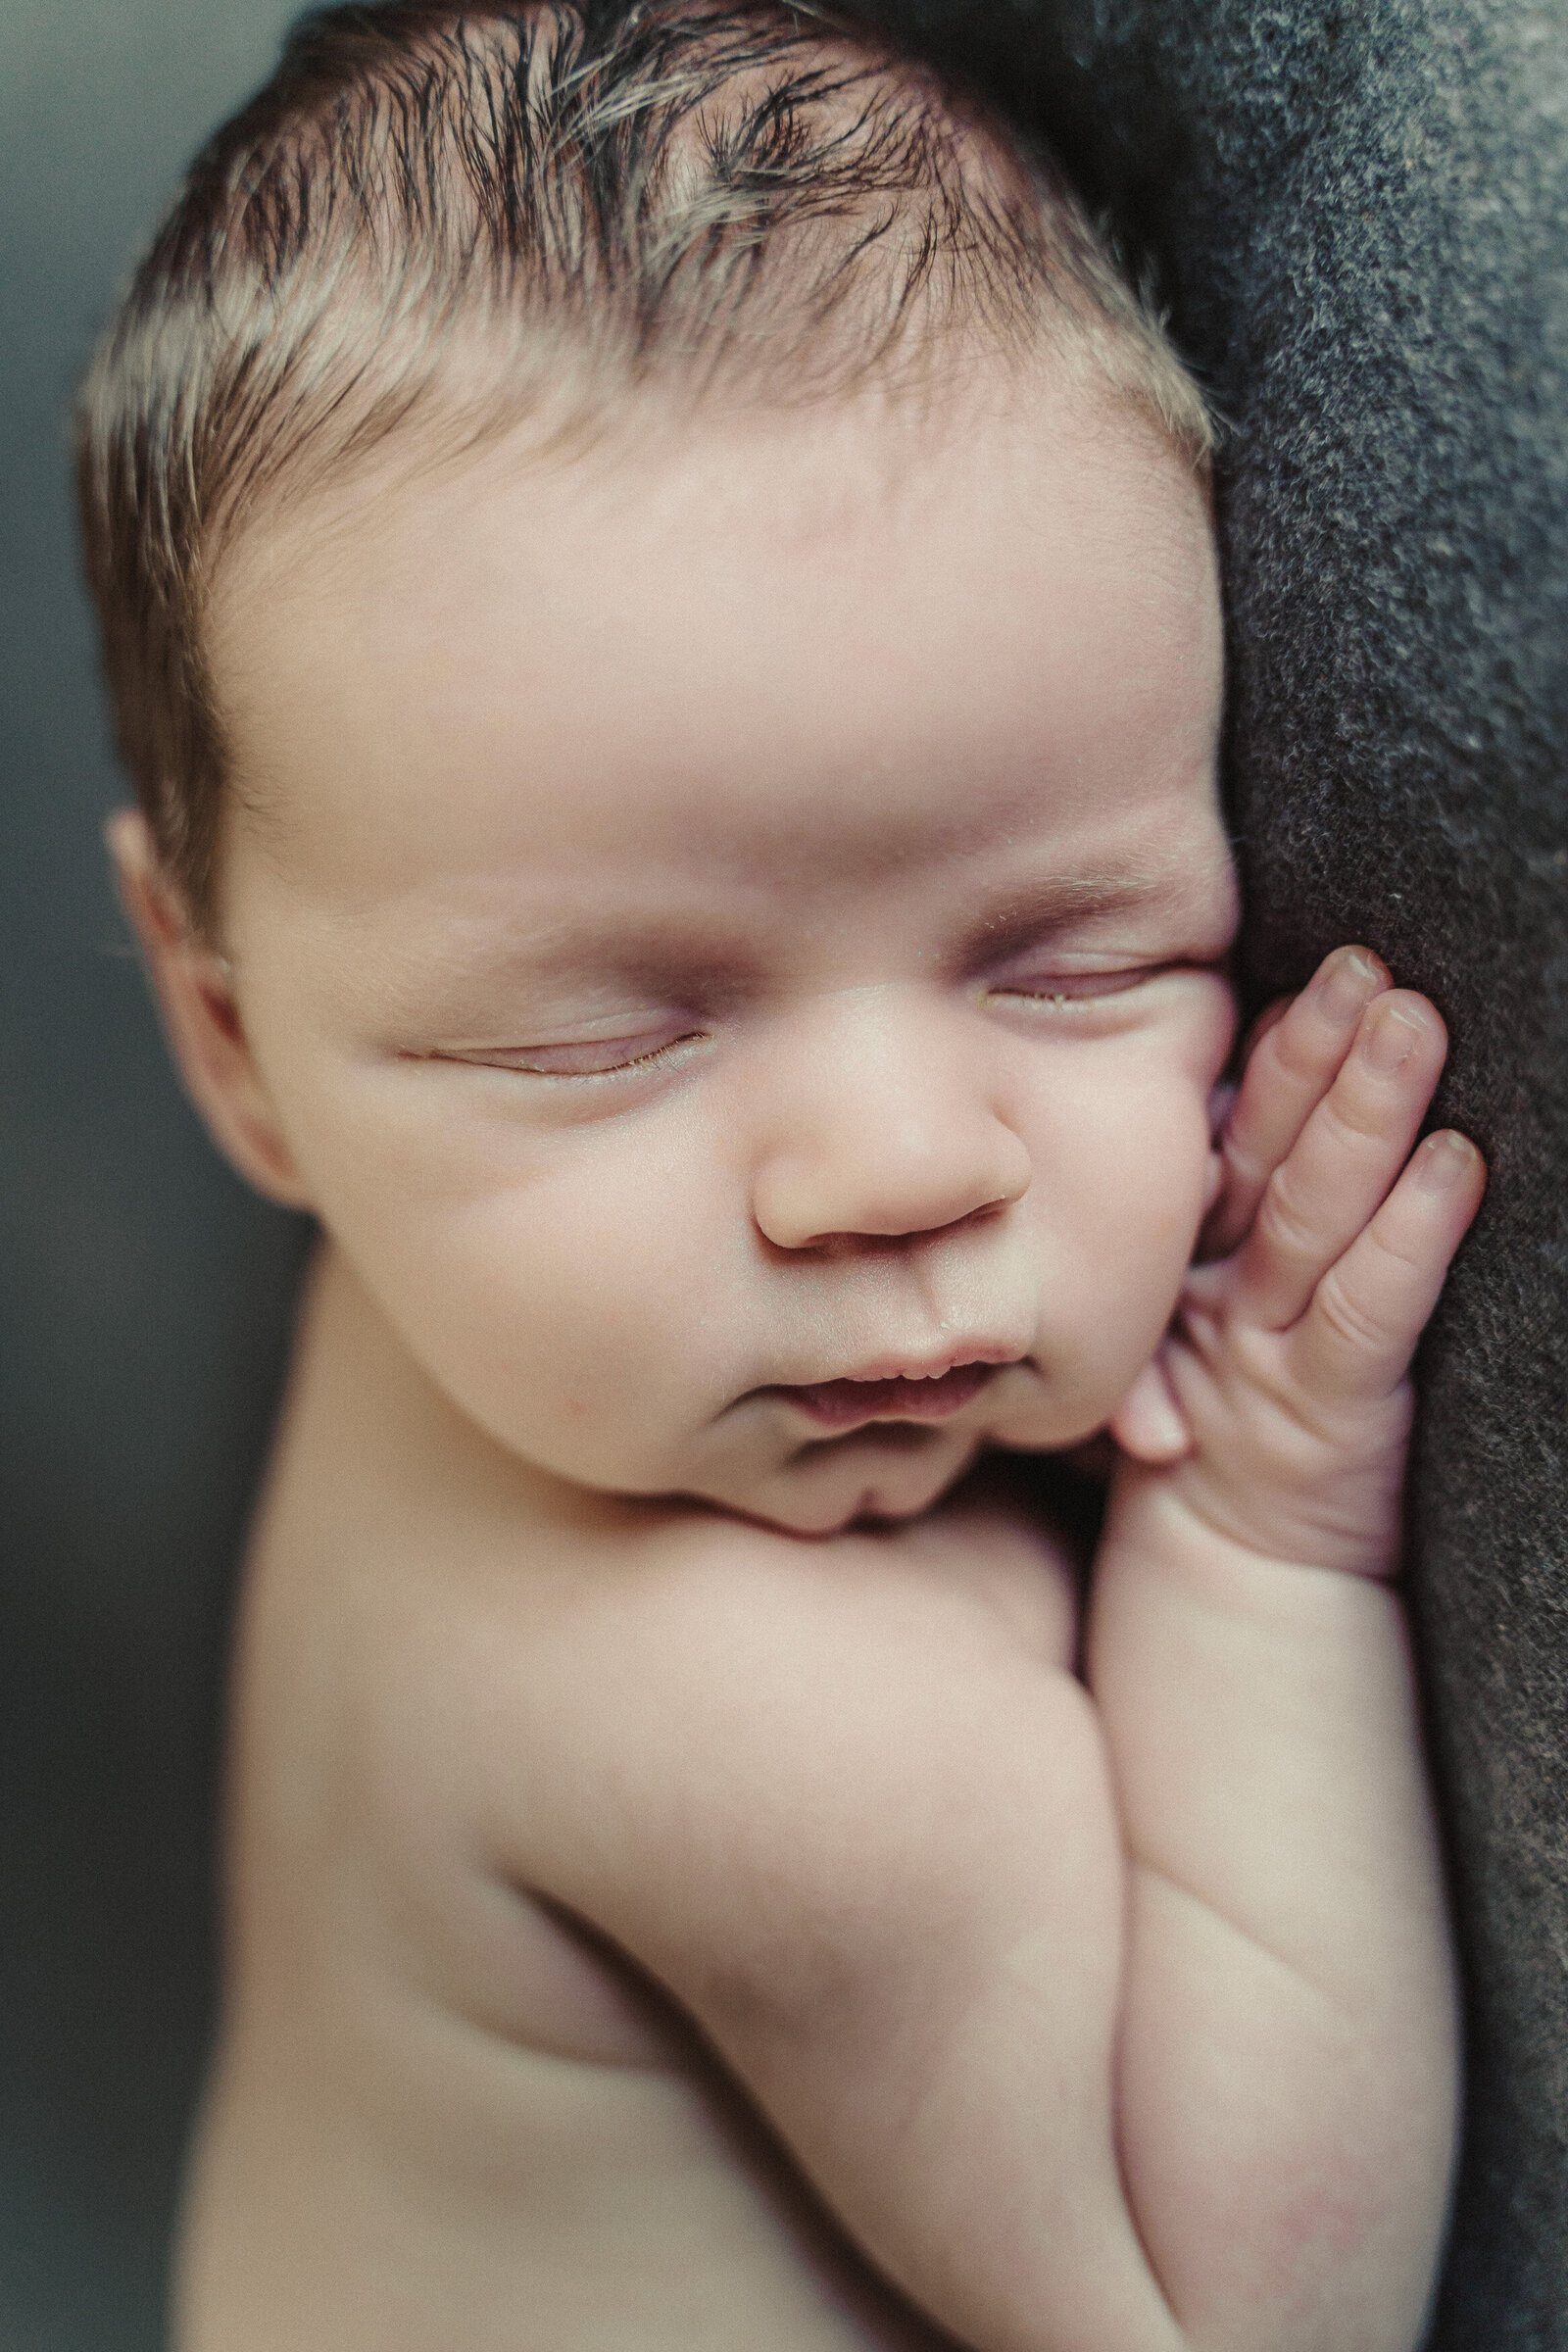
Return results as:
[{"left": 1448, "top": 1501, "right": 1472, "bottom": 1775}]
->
[{"left": 856, "top": 2, "right": 1567, "bottom": 2337}]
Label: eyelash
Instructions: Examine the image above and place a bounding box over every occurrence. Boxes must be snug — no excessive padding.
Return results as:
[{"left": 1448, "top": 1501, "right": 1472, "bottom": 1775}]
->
[
  {"left": 984, "top": 964, "right": 1166, "bottom": 1009},
  {"left": 426, "top": 1030, "right": 707, "bottom": 1080},
  {"left": 562, "top": 1032, "right": 707, "bottom": 1079},
  {"left": 436, "top": 967, "right": 1179, "bottom": 1081}
]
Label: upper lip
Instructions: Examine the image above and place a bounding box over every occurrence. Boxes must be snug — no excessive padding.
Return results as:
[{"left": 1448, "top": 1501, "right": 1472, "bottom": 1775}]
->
[{"left": 779, "top": 1343, "right": 1027, "bottom": 1388}]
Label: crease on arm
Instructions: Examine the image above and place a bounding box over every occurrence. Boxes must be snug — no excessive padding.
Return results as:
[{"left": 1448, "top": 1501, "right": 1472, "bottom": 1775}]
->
[{"left": 1124, "top": 1853, "right": 1359, "bottom": 2035}]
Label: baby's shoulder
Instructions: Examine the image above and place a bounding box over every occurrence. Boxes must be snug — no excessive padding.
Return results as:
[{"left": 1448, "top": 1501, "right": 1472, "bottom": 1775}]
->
[
  {"left": 475, "top": 1459, "right": 1098, "bottom": 2050},
  {"left": 474, "top": 1458, "right": 1087, "bottom": 1897}
]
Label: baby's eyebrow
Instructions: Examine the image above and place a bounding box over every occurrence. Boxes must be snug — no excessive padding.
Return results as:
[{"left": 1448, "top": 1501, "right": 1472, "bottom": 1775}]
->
[
  {"left": 365, "top": 856, "right": 1234, "bottom": 1024},
  {"left": 379, "top": 908, "right": 768, "bottom": 1012},
  {"left": 425, "top": 882, "right": 1152, "bottom": 982},
  {"left": 957, "top": 872, "right": 1178, "bottom": 952}
]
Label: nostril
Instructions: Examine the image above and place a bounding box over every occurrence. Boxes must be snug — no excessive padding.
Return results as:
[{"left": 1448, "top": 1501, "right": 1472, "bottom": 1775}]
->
[
  {"left": 762, "top": 1187, "right": 1021, "bottom": 1257},
  {"left": 916, "top": 1195, "right": 1015, "bottom": 1246},
  {"left": 750, "top": 1104, "right": 1031, "bottom": 1251}
]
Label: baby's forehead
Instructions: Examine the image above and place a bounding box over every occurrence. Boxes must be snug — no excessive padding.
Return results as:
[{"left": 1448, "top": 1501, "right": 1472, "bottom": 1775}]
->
[
  {"left": 217, "top": 356, "right": 1214, "bottom": 680},
  {"left": 211, "top": 379, "right": 1223, "bottom": 939}
]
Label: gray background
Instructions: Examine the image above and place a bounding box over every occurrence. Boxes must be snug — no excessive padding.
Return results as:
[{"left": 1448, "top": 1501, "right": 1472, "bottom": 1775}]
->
[
  {"left": 5, "top": 1, "right": 1567, "bottom": 2347},
  {"left": 3, "top": 6, "right": 309, "bottom": 2344}
]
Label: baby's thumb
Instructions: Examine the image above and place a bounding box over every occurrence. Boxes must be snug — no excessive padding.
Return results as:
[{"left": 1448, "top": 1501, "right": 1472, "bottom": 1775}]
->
[{"left": 1108, "top": 1354, "right": 1192, "bottom": 1465}]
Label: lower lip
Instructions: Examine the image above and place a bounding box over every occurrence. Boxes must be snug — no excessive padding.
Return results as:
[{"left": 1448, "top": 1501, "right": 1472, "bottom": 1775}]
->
[{"left": 772, "top": 1362, "right": 1002, "bottom": 1430}]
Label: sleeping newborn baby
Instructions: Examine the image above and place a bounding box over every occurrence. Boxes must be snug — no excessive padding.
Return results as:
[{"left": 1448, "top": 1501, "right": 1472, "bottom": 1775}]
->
[{"left": 80, "top": 5, "right": 1485, "bottom": 2346}]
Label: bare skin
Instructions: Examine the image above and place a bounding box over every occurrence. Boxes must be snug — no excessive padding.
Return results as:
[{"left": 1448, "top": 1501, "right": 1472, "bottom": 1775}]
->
[
  {"left": 179, "top": 1245, "right": 1041, "bottom": 2351},
  {"left": 117, "top": 376, "right": 1484, "bottom": 2350}
]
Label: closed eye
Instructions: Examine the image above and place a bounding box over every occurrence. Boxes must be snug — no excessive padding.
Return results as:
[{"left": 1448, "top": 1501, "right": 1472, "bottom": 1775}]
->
[
  {"left": 415, "top": 1027, "right": 708, "bottom": 1079},
  {"left": 983, "top": 964, "right": 1167, "bottom": 1010}
]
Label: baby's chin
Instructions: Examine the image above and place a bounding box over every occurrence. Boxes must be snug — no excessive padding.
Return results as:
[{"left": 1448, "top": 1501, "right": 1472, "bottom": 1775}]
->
[
  {"left": 677, "top": 1424, "right": 993, "bottom": 1539},
  {"left": 653, "top": 1371, "right": 1133, "bottom": 1534}
]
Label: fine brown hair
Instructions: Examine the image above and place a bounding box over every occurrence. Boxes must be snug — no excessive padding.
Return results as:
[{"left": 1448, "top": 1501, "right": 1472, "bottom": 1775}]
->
[{"left": 77, "top": 0, "right": 1213, "bottom": 936}]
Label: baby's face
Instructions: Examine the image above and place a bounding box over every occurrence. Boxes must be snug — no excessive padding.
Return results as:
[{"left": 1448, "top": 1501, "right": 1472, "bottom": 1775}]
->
[{"left": 210, "top": 378, "right": 1237, "bottom": 1534}]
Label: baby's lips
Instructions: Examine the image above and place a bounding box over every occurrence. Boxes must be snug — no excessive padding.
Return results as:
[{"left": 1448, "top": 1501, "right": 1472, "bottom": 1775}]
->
[{"left": 773, "top": 1362, "right": 1002, "bottom": 1429}]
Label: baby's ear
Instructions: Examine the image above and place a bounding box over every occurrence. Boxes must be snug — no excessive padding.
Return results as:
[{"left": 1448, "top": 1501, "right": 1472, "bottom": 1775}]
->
[{"left": 107, "top": 808, "right": 311, "bottom": 1208}]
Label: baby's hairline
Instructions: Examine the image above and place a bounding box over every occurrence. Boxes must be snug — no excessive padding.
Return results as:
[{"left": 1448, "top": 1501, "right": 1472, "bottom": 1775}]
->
[
  {"left": 80, "top": 0, "right": 1217, "bottom": 945},
  {"left": 211, "top": 309, "right": 1203, "bottom": 571}
]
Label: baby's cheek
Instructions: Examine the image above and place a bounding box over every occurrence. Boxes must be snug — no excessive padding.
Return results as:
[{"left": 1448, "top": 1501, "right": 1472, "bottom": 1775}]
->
[
  {"left": 996, "top": 1313, "right": 1164, "bottom": 1448},
  {"left": 1031, "top": 1185, "right": 1202, "bottom": 1437},
  {"left": 342, "top": 1182, "right": 695, "bottom": 1481}
]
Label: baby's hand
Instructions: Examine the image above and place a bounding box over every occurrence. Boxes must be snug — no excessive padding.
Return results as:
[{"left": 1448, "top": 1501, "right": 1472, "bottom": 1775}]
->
[{"left": 1109, "top": 946, "right": 1486, "bottom": 1576}]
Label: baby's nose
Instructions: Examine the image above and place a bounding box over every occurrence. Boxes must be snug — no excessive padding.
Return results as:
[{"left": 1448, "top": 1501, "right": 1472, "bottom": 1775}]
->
[{"left": 749, "top": 998, "right": 1031, "bottom": 1250}]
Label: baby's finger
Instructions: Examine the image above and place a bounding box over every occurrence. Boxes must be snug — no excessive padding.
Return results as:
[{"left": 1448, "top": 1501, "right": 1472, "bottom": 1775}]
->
[
  {"left": 1203, "top": 948, "right": 1391, "bottom": 1258},
  {"left": 1231, "top": 990, "right": 1448, "bottom": 1331},
  {"left": 1291, "top": 1131, "right": 1487, "bottom": 1400}
]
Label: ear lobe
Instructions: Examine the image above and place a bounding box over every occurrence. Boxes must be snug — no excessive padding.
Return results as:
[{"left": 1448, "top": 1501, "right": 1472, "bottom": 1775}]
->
[{"left": 107, "top": 808, "right": 313, "bottom": 1208}]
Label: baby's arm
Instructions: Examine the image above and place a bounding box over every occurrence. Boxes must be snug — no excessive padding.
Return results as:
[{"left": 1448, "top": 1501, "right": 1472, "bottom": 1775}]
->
[
  {"left": 506, "top": 953, "right": 1479, "bottom": 2352},
  {"left": 1086, "top": 961, "right": 1475, "bottom": 2349}
]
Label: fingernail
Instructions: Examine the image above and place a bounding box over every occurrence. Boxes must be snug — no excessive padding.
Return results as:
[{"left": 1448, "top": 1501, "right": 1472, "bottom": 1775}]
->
[
  {"left": 1362, "top": 1000, "right": 1428, "bottom": 1074},
  {"left": 1315, "top": 948, "right": 1383, "bottom": 1023},
  {"left": 1415, "top": 1130, "right": 1475, "bottom": 1192}
]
